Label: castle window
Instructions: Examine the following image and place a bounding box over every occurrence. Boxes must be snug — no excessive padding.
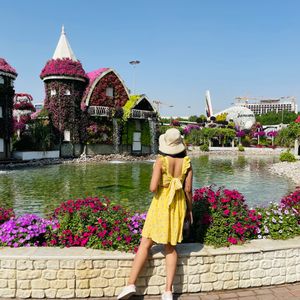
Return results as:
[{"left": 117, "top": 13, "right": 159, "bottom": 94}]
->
[
  {"left": 50, "top": 89, "right": 56, "bottom": 96},
  {"left": 64, "top": 89, "right": 71, "bottom": 96},
  {"left": 0, "top": 106, "right": 2, "bottom": 118},
  {"left": 64, "top": 130, "right": 71, "bottom": 142},
  {"left": 0, "top": 138, "right": 3, "bottom": 152},
  {"left": 10, "top": 79, "right": 14, "bottom": 86},
  {"left": 106, "top": 87, "right": 114, "bottom": 97},
  {"left": 0, "top": 76, "right": 4, "bottom": 84}
]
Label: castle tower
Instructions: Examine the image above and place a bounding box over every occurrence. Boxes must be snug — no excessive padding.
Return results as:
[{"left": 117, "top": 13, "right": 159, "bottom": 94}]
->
[
  {"left": 40, "top": 26, "right": 88, "bottom": 156},
  {"left": 0, "top": 58, "right": 18, "bottom": 159}
]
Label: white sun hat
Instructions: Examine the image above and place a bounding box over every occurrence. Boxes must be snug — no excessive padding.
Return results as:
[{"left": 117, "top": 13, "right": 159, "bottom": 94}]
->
[{"left": 159, "top": 128, "right": 186, "bottom": 155}]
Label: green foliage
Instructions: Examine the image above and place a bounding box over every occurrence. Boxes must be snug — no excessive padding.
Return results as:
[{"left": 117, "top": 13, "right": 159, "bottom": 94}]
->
[
  {"left": 279, "top": 150, "right": 297, "bottom": 162},
  {"left": 185, "top": 129, "right": 202, "bottom": 146},
  {"left": 238, "top": 145, "right": 245, "bottom": 152},
  {"left": 122, "top": 95, "right": 141, "bottom": 122},
  {"left": 159, "top": 125, "right": 183, "bottom": 135},
  {"left": 121, "top": 121, "right": 136, "bottom": 145},
  {"left": 200, "top": 144, "right": 209, "bottom": 152},
  {"left": 275, "top": 122, "right": 300, "bottom": 147},
  {"left": 141, "top": 121, "right": 150, "bottom": 146},
  {"left": 256, "top": 111, "right": 299, "bottom": 125}
]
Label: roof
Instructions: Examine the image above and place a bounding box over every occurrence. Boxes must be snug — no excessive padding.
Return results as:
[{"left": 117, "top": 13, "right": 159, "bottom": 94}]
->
[
  {"left": 52, "top": 26, "right": 77, "bottom": 61},
  {"left": 0, "top": 58, "right": 18, "bottom": 79},
  {"left": 83, "top": 68, "right": 129, "bottom": 105}
]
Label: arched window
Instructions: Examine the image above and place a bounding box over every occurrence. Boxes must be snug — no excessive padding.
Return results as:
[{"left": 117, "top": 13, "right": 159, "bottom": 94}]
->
[
  {"left": 106, "top": 87, "right": 114, "bottom": 97},
  {"left": 64, "top": 89, "right": 71, "bottom": 96},
  {"left": 0, "top": 106, "right": 2, "bottom": 118},
  {"left": 0, "top": 138, "right": 3, "bottom": 152},
  {"left": 50, "top": 89, "right": 56, "bottom": 96},
  {"left": 0, "top": 76, "right": 4, "bottom": 85}
]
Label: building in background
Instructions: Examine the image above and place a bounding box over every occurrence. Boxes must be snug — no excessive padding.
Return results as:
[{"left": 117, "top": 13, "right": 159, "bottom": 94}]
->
[{"left": 235, "top": 96, "right": 298, "bottom": 115}]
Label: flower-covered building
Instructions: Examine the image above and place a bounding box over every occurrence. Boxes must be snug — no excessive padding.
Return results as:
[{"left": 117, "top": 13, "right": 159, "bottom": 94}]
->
[
  {"left": 0, "top": 58, "right": 17, "bottom": 160},
  {"left": 41, "top": 27, "right": 157, "bottom": 157}
]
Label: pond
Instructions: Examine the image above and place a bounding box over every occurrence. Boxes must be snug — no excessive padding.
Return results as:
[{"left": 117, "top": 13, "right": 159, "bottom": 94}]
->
[{"left": 0, "top": 155, "right": 295, "bottom": 217}]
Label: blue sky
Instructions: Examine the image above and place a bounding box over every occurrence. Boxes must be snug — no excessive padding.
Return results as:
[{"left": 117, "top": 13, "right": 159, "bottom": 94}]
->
[{"left": 2, "top": 0, "right": 300, "bottom": 116}]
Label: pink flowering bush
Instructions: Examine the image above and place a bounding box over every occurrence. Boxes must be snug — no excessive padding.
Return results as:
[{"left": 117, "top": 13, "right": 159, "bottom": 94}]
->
[
  {"left": 0, "top": 214, "right": 58, "bottom": 247},
  {"left": 0, "top": 208, "right": 14, "bottom": 225},
  {"left": 192, "top": 186, "right": 261, "bottom": 246},
  {"left": 0, "top": 58, "right": 17, "bottom": 77},
  {"left": 86, "top": 122, "right": 113, "bottom": 144},
  {"left": 40, "top": 58, "right": 88, "bottom": 80},
  {"left": 49, "top": 197, "right": 145, "bottom": 253}
]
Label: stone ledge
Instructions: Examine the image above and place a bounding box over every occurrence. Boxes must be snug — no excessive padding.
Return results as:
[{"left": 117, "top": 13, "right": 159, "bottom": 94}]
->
[{"left": 0, "top": 237, "right": 299, "bottom": 298}]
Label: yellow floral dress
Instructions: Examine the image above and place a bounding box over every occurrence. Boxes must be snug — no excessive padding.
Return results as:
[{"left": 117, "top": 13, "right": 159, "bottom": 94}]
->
[{"left": 142, "top": 155, "right": 191, "bottom": 245}]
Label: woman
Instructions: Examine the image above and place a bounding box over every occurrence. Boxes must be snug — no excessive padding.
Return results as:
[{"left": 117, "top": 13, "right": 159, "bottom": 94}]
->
[{"left": 118, "top": 128, "right": 193, "bottom": 300}]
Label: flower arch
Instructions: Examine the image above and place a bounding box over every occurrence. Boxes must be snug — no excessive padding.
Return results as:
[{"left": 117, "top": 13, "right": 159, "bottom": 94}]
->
[{"left": 83, "top": 68, "right": 129, "bottom": 108}]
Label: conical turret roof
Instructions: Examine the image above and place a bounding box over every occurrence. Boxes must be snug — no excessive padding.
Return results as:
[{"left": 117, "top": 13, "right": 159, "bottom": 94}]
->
[
  {"left": 40, "top": 26, "right": 87, "bottom": 82},
  {"left": 53, "top": 26, "right": 77, "bottom": 61}
]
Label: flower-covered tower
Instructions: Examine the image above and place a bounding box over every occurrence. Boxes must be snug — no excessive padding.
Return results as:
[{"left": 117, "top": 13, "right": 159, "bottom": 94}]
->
[
  {"left": 0, "top": 58, "right": 18, "bottom": 159},
  {"left": 40, "top": 26, "right": 88, "bottom": 155}
]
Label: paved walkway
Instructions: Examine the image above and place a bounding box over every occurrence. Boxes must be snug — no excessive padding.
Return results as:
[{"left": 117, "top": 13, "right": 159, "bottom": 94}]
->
[{"left": 104, "top": 283, "right": 300, "bottom": 299}]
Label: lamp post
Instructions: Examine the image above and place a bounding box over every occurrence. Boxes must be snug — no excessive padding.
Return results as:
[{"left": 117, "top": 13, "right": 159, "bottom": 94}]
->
[{"left": 129, "top": 60, "right": 140, "bottom": 95}]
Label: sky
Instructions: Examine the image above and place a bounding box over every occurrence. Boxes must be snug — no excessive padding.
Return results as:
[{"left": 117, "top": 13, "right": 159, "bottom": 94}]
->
[{"left": 2, "top": 0, "right": 300, "bottom": 117}]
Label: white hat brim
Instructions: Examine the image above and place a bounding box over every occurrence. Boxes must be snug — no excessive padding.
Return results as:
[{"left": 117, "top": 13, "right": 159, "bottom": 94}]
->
[{"left": 158, "top": 134, "right": 186, "bottom": 155}]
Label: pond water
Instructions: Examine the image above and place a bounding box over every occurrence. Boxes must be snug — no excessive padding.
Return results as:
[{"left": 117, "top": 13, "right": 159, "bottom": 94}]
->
[{"left": 0, "top": 155, "right": 295, "bottom": 217}]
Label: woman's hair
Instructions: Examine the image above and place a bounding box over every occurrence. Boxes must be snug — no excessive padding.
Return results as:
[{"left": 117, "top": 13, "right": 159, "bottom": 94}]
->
[{"left": 158, "top": 150, "right": 187, "bottom": 158}]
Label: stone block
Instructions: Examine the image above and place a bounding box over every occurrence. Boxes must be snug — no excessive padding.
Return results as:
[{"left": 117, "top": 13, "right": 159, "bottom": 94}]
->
[
  {"left": 109, "top": 278, "right": 125, "bottom": 287},
  {"left": 223, "top": 280, "right": 238, "bottom": 289},
  {"left": 156, "top": 266, "right": 166, "bottom": 276},
  {"left": 31, "top": 289, "right": 45, "bottom": 298},
  {"left": 100, "top": 268, "right": 115, "bottom": 278},
  {"left": 239, "top": 279, "right": 251, "bottom": 288},
  {"left": 43, "top": 270, "right": 57, "bottom": 280},
  {"left": 90, "top": 278, "right": 109, "bottom": 288},
  {"left": 76, "top": 279, "right": 89, "bottom": 289},
  {"left": 60, "top": 260, "right": 75, "bottom": 269},
  {"left": 50, "top": 280, "right": 67, "bottom": 289},
  {"left": 75, "top": 260, "right": 92, "bottom": 270},
  {"left": 148, "top": 275, "right": 165, "bottom": 285},
  {"left": 188, "top": 274, "right": 200, "bottom": 284},
  {"left": 106, "top": 260, "right": 118, "bottom": 269},
  {"left": 189, "top": 264, "right": 209, "bottom": 274},
  {"left": 286, "top": 274, "right": 297, "bottom": 283},
  {"left": 67, "top": 279, "right": 75, "bottom": 289},
  {"left": 16, "top": 290, "right": 31, "bottom": 298},
  {"left": 227, "top": 254, "right": 239, "bottom": 262},
  {"left": 250, "top": 278, "right": 262, "bottom": 287},
  {"left": 210, "top": 263, "right": 224, "bottom": 273},
  {"left": 266, "top": 268, "right": 280, "bottom": 277},
  {"left": 116, "top": 268, "right": 131, "bottom": 277},
  {"left": 240, "top": 270, "right": 250, "bottom": 280},
  {"left": 17, "top": 280, "right": 30, "bottom": 289},
  {"left": 31, "top": 279, "right": 50, "bottom": 290},
  {"left": 203, "top": 256, "right": 214, "bottom": 264},
  {"left": 0, "top": 279, "right": 7, "bottom": 288},
  {"left": 7, "top": 279, "right": 15, "bottom": 289},
  {"left": 90, "top": 289, "right": 104, "bottom": 297},
  {"left": 33, "top": 260, "right": 47, "bottom": 270},
  {"left": 214, "top": 255, "right": 226, "bottom": 264},
  {"left": 56, "top": 289, "right": 75, "bottom": 298},
  {"left": 224, "top": 263, "right": 239, "bottom": 272},
  {"left": 118, "top": 260, "right": 133, "bottom": 267},
  {"left": 271, "top": 276, "right": 285, "bottom": 285},
  {"left": 287, "top": 266, "right": 296, "bottom": 274},
  {"left": 1, "top": 260, "right": 16, "bottom": 269},
  {"left": 200, "top": 272, "right": 218, "bottom": 283},
  {"left": 239, "top": 254, "right": 252, "bottom": 262},
  {"left": 188, "top": 256, "right": 203, "bottom": 265},
  {"left": 103, "top": 286, "right": 115, "bottom": 297},
  {"left": 260, "top": 260, "right": 272, "bottom": 269},
  {"left": 212, "top": 280, "right": 223, "bottom": 290},
  {"left": 75, "top": 289, "right": 90, "bottom": 298},
  {"left": 45, "top": 289, "right": 57, "bottom": 299},
  {"left": 93, "top": 260, "right": 105, "bottom": 268},
  {"left": 250, "top": 269, "right": 265, "bottom": 278},
  {"left": 57, "top": 270, "right": 75, "bottom": 280},
  {"left": 272, "top": 259, "right": 285, "bottom": 268},
  {"left": 0, "top": 269, "right": 15, "bottom": 279},
  {"left": 261, "top": 277, "right": 271, "bottom": 285},
  {"left": 274, "top": 251, "right": 286, "bottom": 258},
  {"left": 47, "top": 260, "right": 60, "bottom": 270},
  {"left": 75, "top": 269, "right": 100, "bottom": 279},
  {"left": 17, "top": 270, "right": 41, "bottom": 280},
  {"left": 17, "top": 260, "right": 33, "bottom": 270},
  {"left": 218, "top": 272, "right": 232, "bottom": 281},
  {"left": 146, "top": 286, "right": 160, "bottom": 294}
]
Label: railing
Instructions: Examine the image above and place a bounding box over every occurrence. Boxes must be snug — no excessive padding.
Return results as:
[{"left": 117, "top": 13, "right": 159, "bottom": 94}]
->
[
  {"left": 88, "top": 106, "right": 112, "bottom": 117},
  {"left": 131, "top": 109, "right": 155, "bottom": 119}
]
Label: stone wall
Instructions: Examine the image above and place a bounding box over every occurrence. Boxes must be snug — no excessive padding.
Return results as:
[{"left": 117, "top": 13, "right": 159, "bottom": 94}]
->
[{"left": 0, "top": 237, "right": 299, "bottom": 298}]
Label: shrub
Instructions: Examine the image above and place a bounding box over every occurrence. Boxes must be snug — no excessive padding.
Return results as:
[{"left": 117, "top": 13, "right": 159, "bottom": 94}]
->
[
  {"left": 257, "top": 204, "right": 300, "bottom": 240},
  {"left": 0, "top": 208, "right": 14, "bottom": 225},
  {"left": 191, "top": 186, "right": 261, "bottom": 247},
  {"left": 50, "top": 197, "right": 145, "bottom": 253},
  {"left": 279, "top": 150, "right": 297, "bottom": 162},
  {"left": 0, "top": 214, "right": 57, "bottom": 247},
  {"left": 238, "top": 145, "right": 245, "bottom": 152},
  {"left": 200, "top": 144, "right": 209, "bottom": 152}
]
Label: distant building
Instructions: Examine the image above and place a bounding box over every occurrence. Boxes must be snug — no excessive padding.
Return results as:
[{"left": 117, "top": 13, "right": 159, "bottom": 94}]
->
[{"left": 235, "top": 96, "right": 298, "bottom": 115}]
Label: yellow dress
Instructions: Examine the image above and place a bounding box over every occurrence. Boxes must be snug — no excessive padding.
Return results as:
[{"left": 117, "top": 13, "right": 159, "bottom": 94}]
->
[{"left": 142, "top": 155, "right": 191, "bottom": 245}]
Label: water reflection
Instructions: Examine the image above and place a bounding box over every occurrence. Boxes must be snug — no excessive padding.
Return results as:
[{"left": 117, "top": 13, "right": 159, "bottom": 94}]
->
[{"left": 0, "top": 156, "right": 295, "bottom": 216}]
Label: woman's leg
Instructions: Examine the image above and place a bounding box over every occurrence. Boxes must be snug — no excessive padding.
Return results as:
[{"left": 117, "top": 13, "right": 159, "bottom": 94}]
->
[
  {"left": 164, "top": 243, "right": 177, "bottom": 292},
  {"left": 127, "top": 237, "right": 153, "bottom": 285}
]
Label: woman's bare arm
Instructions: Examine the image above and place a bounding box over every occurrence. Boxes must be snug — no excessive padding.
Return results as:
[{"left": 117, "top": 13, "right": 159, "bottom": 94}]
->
[
  {"left": 149, "top": 157, "right": 162, "bottom": 193},
  {"left": 184, "top": 167, "right": 193, "bottom": 223}
]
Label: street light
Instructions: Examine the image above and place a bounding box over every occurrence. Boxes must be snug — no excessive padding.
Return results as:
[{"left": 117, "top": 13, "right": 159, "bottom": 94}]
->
[{"left": 129, "top": 60, "right": 140, "bottom": 95}]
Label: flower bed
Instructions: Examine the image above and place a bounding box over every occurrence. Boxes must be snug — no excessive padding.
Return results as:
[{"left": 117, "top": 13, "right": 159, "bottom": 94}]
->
[{"left": 0, "top": 188, "right": 299, "bottom": 251}]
